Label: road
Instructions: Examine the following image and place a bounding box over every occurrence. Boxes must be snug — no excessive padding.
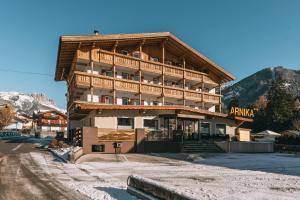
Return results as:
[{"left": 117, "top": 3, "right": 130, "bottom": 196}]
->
[{"left": 0, "top": 136, "right": 88, "bottom": 200}]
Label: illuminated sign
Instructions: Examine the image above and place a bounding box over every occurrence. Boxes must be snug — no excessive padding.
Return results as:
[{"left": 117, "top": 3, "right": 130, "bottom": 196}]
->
[{"left": 229, "top": 107, "right": 256, "bottom": 118}]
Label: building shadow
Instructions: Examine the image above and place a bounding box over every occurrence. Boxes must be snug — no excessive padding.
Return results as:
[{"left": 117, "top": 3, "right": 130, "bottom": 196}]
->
[
  {"left": 148, "top": 152, "right": 300, "bottom": 177},
  {"left": 94, "top": 186, "right": 134, "bottom": 200}
]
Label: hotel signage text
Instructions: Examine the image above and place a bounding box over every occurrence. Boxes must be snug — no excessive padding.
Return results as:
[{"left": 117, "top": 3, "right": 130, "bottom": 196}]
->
[{"left": 229, "top": 107, "right": 256, "bottom": 118}]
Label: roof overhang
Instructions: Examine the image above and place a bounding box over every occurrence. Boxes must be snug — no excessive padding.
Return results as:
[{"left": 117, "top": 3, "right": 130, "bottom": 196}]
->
[
  {"left": 70, "top": 101, "right": 228, "bottom": 119},
  {"left": 55, "top": 32, "right": 236, "bottom": 82}
]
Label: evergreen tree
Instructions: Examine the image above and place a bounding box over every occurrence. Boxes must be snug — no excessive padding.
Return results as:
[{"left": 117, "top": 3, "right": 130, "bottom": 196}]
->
[
  {"left": 264, "top": 79, "right": 295, "bottom": 132},
  {"left": 252, "top": 108, "right": 267, "bottom": 132}
]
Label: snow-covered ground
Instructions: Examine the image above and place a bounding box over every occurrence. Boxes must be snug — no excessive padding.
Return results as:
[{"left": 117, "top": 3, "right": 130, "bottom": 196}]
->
[{"left": 30, "top": 151, "right": 300, "bottom": 200}]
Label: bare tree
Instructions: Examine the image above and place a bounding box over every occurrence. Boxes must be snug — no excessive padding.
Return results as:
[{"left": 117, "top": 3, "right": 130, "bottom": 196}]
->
[
  {"left": 0, "top": 104, "right": 15, "bottom": 130},
  {"left": 292, "top": 118, "right": 300, "bottom": 131},
  {"left": 254, "top": 95, "right": 267, "bottom": 110}
]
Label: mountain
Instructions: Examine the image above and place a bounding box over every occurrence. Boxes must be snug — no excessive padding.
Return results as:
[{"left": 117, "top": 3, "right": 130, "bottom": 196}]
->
[
  {"left": 223, "top": 66, "right": 300, "bottom": 107},
  {"left": 0, "top": 92, "right": 66, "bottom": 116}
]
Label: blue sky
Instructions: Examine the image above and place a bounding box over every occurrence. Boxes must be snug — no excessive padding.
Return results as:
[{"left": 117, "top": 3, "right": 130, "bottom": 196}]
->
[{"left": 0, "top": 0, "right": 299, "bottom": 108}]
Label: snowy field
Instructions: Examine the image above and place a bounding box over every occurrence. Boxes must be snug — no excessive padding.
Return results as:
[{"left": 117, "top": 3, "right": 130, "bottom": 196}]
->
[{"left": 31, "top": 152, "right": 300, "bottom": 200}]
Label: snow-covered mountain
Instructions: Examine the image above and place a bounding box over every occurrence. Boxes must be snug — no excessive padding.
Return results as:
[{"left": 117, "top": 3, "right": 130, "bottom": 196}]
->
[
  {"left": 223, "top": 66, "right": 300, "bottom": 107},
  {"left": 0, "top": 92, "right": 66, "bottom": 116}
]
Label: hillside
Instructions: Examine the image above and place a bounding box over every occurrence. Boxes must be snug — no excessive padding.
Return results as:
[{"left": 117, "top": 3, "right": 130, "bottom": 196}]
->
[
  {"left": 0, "top": 92, "right": 65, "bottom": 116},
  {"left": 223, "top": 67, "right": 300, "bottom": 107}
]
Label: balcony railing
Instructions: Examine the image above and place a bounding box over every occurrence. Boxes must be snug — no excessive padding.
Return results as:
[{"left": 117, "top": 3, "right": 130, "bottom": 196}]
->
[
  {"left": 76, "top": 49, "right": 219, "bottom": 85},
  {"left": 185, "top": 91, "right": 202, "bottom": 101},
  {"left": 75, "top": 74, "right": 90, "bottom": 87},
  {"left": 140, "top": 61, "right": 163, "bottom": 74},
  {"left": 185, "top": 70, "right": 203, "bottom": 82},
  {"left": 164, "top": 65, "right": 184, "bottom": 78},
  {"left": 164, "top": 88, "right": 184, "bottom": 99},
  {"left": 203, "top": 94, "right": 220, "bottom": 104},
  {"left": 140, "top": 84, "right": 162, "bottom": 95},
  {"left": 115, "top": 80, "right": 139, "bottom": 93},
  {"left": 72, "top": 72, "right": 221, "bottom": 104},
  {"left": 92, "top": 76, "right": 113, "bottom": 89},
  {"left": 115, "top": 55, "right": 139, "bottom": 69}
]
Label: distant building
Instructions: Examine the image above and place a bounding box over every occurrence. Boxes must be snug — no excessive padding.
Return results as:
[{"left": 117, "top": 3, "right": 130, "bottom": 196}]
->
[{"left": 34, "top": 110, "right": 67, "bottom": 132}]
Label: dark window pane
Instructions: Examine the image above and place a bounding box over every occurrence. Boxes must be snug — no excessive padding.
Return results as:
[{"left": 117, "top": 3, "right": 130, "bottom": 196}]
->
[
  {"left": 144, "top": 119, "right": 158, "bottom": 129},
  {"left": 92, "top": 144, "right": 105, "bottom": 152}
]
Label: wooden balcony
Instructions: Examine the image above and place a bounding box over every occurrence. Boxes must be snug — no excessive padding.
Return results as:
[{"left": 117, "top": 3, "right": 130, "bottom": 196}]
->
[
  {"left": 73, "top": 71, "right": 221, "bottom": 105},
  {"left": 185, "top": 91, "right": 202, "bottom": 102},
  {"left": 92, "top": 76, "right": 113, "bottom": 90},
  {"left": 164, "top": 88, "right": 183, "bottom": 99},
  {"left": 115, "top": 55, "right": 139, "bottom": 69},
  {"left": 140, "top": 60, "right": 162, "bottom": 74},
  {"left": 164, "top": 65, "right": 183, "bottom": 78},
  {"left": 76, "top": 49, "right": 219, "bottom": 85},
  {"left": 185, "top": 70, "right": 203, "bottom": 82},
  {"left": 203, "top": 75, "right": 218, "bottom": 86},
  {"left": 140, "top": 84, "right": 162, "bottom": 96},
  {"left": 115, "top": 80, "right": 139, "bottom": 93},
  {"left": 203, "top": 94, "right": 220, "bottom": 104},
  {"left": 99, "top": 52, "right": 113, "bottom": 65},
  {"left": 75, "top": 73, "right": 90, "bottom": 87},
  {"left": 77, "top": 49, "right": 90, "bottom": 60}
]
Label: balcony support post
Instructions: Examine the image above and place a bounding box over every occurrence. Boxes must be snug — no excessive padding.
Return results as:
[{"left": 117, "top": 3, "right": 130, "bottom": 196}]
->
[
  {"left": 219, "top": 84, "right": 222, "bottom": 112},
  {"left": 139, "top": 43, "right": 142, "bottom": 105},
  {"left": 112, "top": 43, "right": 117, "bottom": 105},
  {"left": 89, "top": 48, "right": 94, "bottom": 103},
  {"left": 162, "top": 41, "right": 165, "bottom": 105},
  {"left": 183, "top": 57, "right": 186, "bottom": 106}
]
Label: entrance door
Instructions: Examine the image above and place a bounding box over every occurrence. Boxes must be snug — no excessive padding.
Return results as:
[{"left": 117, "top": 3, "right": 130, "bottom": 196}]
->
[{"left": 183, "top": 119, "right": 199, "bottom": 140}]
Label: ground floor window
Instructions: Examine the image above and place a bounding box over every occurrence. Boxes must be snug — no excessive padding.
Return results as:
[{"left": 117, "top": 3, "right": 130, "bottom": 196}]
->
[
  {"left": 216, "top": 124, "right": 226, "bottom": 135},
  {"left": 92, "top": 144, "right": 105, "bottom": 152},
  {"left": 200, "top": 122, "right": 210, "bottom": 135},
  {"left": 144, "top": 119, "right": 158, "bottom": 130},
  {"left": 117, "top": 118, "right": 134, "bottom": 129}
]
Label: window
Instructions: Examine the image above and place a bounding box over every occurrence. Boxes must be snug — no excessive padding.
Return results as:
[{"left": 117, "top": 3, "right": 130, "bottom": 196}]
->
[
  {"left": 149, "top": 57, "right": 159, "bottom": 62},
  {"left": 153, "top": 101, "right": 159, "bottom": 106},
  {"left": 144, "top": 119, "right": 158, "bottom": 130},
  {"left": 200, "top": 122, "right": 210, "bottom": 135},
  {"left": 134, "top": 75, "right": 140, "bottom": 81},
  {"left": 153, "top": 78, "right": 159, "bottom": 84},
  {"left": 132, "top": 51, "right": 141, "bottom": 59},
  {"left": 216, "top": 124, "right": 226, "bottom": 135},
  {"left": 105, "top": 70, "right": 113, "bottom": 77},
  {"left": 117, "top": 118, "right": 134, "bottom": 129},
  {"left": 122, "top": 72, "right": 129, "bottom": 80},
  {"left": 92, "top": 144, "right": 105, "bottom": 152},
  {"left": 121, "top": 50, "right": 129, "bottom": 55},
  {"left": 101, "top": 95, "right": 113, "bottom": 104},
  {"left": 122, "top": 97, "right": 129, "bottom": 105}
]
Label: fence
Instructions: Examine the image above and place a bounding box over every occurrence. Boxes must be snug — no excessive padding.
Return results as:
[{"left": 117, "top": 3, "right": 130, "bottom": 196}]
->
[
  {"left": 216, "top": 141, "right": 274, "bottom": 153},
  {"left": 0, "top": 131, "right": 21, "bottom": 137}
]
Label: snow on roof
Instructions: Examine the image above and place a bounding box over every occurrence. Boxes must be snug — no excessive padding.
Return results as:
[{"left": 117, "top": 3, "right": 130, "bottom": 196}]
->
[{"left": 257, "top": 130, "right": 281, "bottom": 136}]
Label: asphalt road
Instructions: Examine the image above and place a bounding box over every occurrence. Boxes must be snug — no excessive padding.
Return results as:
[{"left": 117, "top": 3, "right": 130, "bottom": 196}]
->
[{"left": 0, "top": 136, "right": 88, "bottom": 200}]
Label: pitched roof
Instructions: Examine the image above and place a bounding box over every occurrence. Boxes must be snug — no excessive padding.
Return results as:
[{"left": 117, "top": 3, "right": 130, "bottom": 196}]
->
[{"left": 55, "top": 32, "right": 235, "bottom": 82}]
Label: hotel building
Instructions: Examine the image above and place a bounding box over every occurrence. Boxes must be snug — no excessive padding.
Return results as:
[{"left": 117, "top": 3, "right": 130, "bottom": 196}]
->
[{"left": 55, "top": 32, "right": 250, "bottom": 153}]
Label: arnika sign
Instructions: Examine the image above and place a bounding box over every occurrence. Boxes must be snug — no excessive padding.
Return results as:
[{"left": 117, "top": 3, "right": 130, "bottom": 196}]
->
[{"left": 229, "top": 107, "right": 256, "bottom": 118}]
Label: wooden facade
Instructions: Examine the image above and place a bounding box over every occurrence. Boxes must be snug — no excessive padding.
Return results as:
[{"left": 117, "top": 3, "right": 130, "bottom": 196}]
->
[
  {"left": 35, "top": 110, "right": 67, "bottom": 130},
  {"left": 54, "top": 32, "right": 235, "bottom": 119},
  {"left": 56, "top": 33, "right": 238, "bottom": 120}
]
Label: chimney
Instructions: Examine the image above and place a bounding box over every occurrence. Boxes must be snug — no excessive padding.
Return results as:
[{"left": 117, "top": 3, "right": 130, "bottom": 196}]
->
[{"left": 94, "top": 30, "right": 100, "bottom": 35}]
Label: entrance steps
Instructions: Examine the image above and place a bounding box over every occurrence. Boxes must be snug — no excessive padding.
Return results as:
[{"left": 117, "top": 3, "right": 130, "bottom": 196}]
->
[{"left": 181, "top": 141, "right": 224, "bottom": 153}]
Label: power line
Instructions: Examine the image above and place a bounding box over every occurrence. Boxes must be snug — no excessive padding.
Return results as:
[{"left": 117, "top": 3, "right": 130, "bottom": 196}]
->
[{"left": 0, "top": 68, "right": 53, "bottom": 77}]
